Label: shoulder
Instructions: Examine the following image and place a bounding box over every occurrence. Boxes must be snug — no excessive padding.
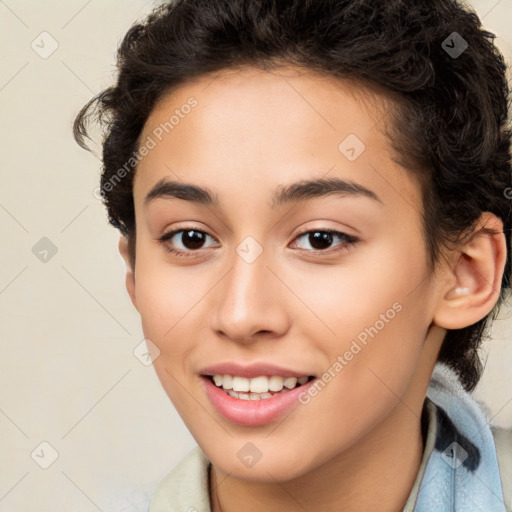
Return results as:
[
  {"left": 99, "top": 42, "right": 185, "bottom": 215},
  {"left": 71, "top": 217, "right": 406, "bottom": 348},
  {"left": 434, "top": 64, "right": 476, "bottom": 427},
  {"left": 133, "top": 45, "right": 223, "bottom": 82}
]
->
[
  {"left": 147, "top": 445, "right": 212, "bottom": 512},
  {"left": 491, "top": 426, "right": 512, "bottom": 510}
]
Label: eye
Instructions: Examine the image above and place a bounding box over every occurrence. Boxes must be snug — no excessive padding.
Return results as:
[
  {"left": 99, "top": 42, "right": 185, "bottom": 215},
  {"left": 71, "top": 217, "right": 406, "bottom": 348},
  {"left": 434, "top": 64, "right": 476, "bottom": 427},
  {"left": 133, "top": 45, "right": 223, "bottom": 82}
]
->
[
  {"left": 157, "top": 227, "right": 359, "bottom": 258},
  {"left": 290, "top": 228, "right": 358, "bottom": 255},
  {"left": 157, "top": 228, "right": 218, "bottom": 257}
]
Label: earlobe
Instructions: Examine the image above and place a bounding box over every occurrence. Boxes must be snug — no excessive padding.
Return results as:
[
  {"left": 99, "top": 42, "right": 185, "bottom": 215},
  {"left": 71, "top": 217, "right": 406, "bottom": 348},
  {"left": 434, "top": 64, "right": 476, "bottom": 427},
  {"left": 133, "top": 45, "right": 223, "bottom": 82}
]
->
[
  {"left": 433, "top": 212, "right": 507, "bottom": 330},
  {"left": 118, "top": 235, "right": 138, "bottom": 311}
]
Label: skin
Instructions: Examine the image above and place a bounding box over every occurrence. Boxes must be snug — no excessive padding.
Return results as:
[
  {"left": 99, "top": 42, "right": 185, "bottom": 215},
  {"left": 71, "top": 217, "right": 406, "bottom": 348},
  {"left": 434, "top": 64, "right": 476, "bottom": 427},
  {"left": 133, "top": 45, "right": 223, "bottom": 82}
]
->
[{"left": 118, "top": 65, "right": 506, "bottom": 511}]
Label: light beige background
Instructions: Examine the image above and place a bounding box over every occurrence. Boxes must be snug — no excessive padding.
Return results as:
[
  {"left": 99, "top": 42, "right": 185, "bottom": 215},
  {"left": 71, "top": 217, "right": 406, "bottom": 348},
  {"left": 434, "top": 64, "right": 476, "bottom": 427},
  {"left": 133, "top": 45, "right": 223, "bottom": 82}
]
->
[{"left": 1, "top": 1, "right": 511, "bottom": 510}]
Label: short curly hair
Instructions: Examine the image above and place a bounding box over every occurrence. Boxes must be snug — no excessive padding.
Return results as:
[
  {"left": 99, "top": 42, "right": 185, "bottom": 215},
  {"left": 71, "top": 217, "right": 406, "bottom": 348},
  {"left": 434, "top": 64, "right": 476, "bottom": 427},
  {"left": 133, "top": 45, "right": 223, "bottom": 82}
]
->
[{"left": 74, "top": 0, "right": 511, "bottom": 392}]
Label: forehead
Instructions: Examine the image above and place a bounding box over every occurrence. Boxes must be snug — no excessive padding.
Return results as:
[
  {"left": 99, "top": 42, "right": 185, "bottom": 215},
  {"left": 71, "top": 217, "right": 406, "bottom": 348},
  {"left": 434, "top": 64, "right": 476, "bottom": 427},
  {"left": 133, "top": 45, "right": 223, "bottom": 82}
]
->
[{"left": 134, "top": 65, "right": 421, "bottom": 216}]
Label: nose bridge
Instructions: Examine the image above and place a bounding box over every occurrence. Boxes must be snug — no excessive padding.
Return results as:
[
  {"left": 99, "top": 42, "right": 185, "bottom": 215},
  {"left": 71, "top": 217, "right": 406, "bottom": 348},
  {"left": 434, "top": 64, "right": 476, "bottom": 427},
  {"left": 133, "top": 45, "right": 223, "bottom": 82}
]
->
[{"left": 210, "top": 241, "right": 289, "bottom": 342}]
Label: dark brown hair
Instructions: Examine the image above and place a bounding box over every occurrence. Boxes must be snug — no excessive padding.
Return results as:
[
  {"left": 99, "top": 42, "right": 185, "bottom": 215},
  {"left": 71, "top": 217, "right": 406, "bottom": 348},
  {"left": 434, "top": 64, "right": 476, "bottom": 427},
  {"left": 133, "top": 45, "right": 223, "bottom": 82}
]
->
[{"left": 74, "top": 0, "right": 511, "bottom": 392}]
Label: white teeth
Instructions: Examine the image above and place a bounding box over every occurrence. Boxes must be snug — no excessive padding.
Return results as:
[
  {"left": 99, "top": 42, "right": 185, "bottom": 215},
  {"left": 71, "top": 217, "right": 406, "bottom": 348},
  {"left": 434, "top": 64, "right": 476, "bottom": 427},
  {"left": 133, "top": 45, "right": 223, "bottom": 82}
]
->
[
  {"left": 283, "top": 377, "right": 297, "bottom": 389},
  {"left": 226, "top": 389, "right": 290, "bottom": 401},
  {"left": 222, "top": 375, "right": 233, "bottom": 390},
  {"left": 268, "top": 376, "right": 284, "bottom": 392},
  {"left": 249, "top": 376, "right": 268, "bottom": 393},
  {"left": 211, "top": 374, "right": 311, "bottom": 394},
  {"left": 232, "top": 376, "right": 250, "bottom": 392}
]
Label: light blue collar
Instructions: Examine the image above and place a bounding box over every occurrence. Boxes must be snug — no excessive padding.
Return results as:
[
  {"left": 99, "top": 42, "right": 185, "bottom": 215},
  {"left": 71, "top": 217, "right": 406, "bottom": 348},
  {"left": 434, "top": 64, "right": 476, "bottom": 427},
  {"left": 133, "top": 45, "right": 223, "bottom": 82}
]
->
[{"left": 414, "top": 362, "right": 507, "bottom": 511}]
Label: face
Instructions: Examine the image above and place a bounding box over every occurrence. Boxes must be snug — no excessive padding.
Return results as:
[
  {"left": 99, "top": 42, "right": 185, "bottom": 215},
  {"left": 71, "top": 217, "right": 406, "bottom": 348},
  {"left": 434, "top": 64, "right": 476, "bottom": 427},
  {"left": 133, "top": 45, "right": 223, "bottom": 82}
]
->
[{"left": 128, "top": 66, "right": 447, "bottom": 481}]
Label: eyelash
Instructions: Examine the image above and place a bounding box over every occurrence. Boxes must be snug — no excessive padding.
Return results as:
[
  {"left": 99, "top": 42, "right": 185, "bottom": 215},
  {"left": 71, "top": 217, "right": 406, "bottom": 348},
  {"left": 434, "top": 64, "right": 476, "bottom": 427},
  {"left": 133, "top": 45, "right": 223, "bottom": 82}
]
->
[{"left": 157, "top": 227, "right": 359, "bottom": 259}]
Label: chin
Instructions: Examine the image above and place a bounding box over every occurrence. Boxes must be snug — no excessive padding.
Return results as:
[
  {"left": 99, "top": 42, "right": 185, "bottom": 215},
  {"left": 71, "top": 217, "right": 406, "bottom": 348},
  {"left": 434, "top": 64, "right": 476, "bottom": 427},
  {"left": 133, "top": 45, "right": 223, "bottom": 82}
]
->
[{"left": 202, "top": 438, "right": 320, "bottom": 483}]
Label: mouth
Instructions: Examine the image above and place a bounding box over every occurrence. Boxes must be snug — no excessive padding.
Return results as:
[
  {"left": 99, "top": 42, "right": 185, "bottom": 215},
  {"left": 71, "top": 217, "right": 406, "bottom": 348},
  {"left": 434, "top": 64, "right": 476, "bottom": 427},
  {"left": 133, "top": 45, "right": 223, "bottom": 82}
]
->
[
  {"left": 201, "top": 374, "right": 316, "bottom": 401},
  {"left": 201, "top": 371, "right": 318, "bottom": 427}
]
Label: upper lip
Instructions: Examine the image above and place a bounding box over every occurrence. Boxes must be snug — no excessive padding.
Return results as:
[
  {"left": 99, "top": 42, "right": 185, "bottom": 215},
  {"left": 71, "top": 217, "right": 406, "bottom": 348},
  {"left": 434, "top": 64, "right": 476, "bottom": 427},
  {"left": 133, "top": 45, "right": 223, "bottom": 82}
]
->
[{"left": 199, "top": 362, "right": 314, "bottom": 379}]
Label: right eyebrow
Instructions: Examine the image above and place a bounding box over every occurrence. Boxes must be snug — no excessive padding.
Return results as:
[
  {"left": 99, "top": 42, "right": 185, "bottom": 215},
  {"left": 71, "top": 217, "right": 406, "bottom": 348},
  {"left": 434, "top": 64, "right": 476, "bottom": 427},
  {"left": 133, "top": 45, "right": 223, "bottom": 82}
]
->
[{"left": 144, "top": 178, "right": 219, "bottom": 208}]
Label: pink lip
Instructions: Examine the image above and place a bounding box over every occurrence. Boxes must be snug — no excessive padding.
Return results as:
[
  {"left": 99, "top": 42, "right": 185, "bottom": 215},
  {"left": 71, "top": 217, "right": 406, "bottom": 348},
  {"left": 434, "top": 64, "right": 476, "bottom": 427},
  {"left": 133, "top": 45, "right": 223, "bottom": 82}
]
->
[
  {"left": 202, "top": 375, "right": 317, "bottom": 427},
  {"left": 199, "top": 361, "right": 313, "bottom": 379}
]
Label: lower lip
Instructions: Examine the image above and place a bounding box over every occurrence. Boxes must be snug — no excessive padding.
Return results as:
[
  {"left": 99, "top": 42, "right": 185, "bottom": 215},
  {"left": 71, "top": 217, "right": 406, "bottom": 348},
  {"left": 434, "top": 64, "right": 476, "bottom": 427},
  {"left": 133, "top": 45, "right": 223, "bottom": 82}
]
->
[{"left": 202, "top": 376, "right": 317, "bottom": 427}]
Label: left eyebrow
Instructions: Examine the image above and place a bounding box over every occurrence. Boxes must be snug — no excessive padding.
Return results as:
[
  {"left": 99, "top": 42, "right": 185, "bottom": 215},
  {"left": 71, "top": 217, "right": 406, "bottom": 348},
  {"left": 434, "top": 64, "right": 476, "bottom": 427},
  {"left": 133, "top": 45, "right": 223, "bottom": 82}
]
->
[
  {"left": 270, "top": 177, "right": 383, "bottom": 208},
  {"left": 143, "top": 176, "right": 382, "bottom": 209}
]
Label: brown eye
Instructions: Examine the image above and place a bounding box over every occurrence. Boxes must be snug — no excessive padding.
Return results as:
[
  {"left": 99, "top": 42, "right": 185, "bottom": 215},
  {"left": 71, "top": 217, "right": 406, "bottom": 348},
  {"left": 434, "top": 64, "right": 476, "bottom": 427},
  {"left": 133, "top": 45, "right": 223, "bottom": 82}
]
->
[
  {"left": 176, "top": 230, "right": 207, "bottom": 250},
  {"left": 305, "top": 231, "right": 335, "bottom": 250},
  {"left": 292, "top": 229, "right": 358, "bottom": 255},
  {"left": 158, "top": 228, "right": 218, "bottom": 257}
]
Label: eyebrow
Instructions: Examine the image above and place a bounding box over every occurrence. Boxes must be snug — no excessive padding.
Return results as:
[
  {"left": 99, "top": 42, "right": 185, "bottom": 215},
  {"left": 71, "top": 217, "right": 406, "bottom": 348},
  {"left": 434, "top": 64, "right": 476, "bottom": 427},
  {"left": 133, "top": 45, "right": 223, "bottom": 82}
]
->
[{"left": 143, "top": 176, "right": 382, "bottom": 208}]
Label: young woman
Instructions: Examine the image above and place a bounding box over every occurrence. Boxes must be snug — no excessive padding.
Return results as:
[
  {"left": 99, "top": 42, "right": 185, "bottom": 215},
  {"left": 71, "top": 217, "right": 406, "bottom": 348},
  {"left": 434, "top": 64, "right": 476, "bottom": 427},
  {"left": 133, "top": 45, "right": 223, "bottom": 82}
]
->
[{"left": 74, "top": 1, "right": 512, "bottom": 510}]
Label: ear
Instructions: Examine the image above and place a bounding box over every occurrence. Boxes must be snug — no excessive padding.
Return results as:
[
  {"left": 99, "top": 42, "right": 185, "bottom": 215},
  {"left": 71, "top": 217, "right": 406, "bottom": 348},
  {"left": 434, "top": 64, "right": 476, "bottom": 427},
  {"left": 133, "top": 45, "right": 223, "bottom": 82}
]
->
[
  {"left": 433, "top": 212, "right": 507, "bottom": 330},
  {"left": 118, "top": 235, "right": 138, "bottom": 311}
]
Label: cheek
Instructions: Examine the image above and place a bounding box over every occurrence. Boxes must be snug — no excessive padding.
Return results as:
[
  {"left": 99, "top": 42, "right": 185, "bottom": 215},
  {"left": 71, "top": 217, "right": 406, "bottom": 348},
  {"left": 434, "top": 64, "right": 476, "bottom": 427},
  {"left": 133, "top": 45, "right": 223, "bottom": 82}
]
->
[
  {"left": 288, "top": 234, "right": 427, "bottom": 336},
  {"left": 135, "top": 266, "right": 206, "bottom": 416},
  {"left": 287, "top": 236, "right": 430, "bottom": 390},
  {"left": 135, "top": 249, "right": 206, "bottom": 339},
  {"left": 133, "top": 259, "right": 206, "bottom": 396}
]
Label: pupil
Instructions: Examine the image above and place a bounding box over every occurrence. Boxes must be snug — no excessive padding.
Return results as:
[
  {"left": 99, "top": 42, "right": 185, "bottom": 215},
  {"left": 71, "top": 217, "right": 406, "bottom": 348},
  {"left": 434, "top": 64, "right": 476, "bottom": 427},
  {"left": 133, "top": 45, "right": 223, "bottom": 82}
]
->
[
  {"left": 182, "top": 230, "right": 205, "bottom": 249},
  {"left": 309, "top": 231, "right": 333, "bottom": 250}
]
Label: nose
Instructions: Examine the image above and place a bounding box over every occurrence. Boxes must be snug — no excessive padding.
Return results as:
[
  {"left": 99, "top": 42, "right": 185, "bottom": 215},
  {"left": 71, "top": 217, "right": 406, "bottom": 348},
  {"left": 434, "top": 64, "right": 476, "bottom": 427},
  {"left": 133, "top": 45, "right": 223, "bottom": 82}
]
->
[{"left": 208, "top": 249, "right": 291, "bottom": 345}]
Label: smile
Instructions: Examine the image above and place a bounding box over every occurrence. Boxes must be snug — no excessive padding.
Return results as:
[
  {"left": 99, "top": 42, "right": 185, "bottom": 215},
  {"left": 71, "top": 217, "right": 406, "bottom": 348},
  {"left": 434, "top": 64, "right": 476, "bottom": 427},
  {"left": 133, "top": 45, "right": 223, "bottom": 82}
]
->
[
  {"left": 201, "top": 373, "right": 318, "bottom": 427},
  {"left": 207, "top": 374, "right": 314, "bottom": 400}
]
